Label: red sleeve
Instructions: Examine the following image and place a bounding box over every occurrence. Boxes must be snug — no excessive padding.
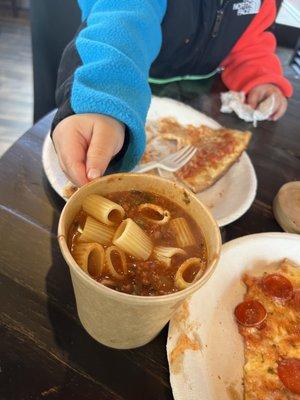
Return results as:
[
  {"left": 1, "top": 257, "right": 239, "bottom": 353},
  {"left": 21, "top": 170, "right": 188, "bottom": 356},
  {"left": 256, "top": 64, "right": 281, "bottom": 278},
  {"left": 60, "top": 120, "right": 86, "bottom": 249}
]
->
[{"left": 221, "top": 0, "right": 293, "bottom": 97}]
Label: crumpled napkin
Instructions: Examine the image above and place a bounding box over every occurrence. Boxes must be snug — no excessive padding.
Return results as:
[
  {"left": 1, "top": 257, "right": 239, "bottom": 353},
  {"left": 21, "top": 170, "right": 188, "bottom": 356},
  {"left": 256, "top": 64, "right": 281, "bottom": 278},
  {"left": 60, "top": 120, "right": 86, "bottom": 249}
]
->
[{"left": 220, "top": 91, "right": 275, "bottom": 127}]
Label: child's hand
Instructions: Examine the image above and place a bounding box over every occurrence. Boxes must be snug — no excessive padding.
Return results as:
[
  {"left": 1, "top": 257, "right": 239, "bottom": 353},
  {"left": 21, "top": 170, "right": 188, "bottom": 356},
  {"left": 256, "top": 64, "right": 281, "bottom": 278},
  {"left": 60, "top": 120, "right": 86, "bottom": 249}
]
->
[
  {"left": 52, "top": 114, "right": 125, "bottom": 187},
  {"left": 246, "top": 84, "right": 287, "bottom": 121}
]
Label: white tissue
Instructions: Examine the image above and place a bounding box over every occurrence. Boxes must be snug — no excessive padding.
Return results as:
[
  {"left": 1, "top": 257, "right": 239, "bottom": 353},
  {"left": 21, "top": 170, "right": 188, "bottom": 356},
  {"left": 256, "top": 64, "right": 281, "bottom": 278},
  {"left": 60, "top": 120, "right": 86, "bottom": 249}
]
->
[{"left": 220, "top": 91, "right": 275, "bottom": 127}]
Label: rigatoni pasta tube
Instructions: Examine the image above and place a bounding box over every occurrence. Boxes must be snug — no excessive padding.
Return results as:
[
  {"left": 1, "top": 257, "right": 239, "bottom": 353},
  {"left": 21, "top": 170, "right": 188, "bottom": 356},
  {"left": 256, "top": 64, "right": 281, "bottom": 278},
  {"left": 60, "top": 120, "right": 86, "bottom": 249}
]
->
[
  {"left": 138, "top": 203, "right": 171, "bottom": 225},
  {"left": 78, "top": 216, "right": 115, "bottom": 245},
  {"left": 153, "top": 246, "right": 186, "bottom": 267},
  {"left": 170, "top": 217, "right": 196, "bottom": 247},
  {"left": 72, "top": 243, "right": 105, "bottom": 278},
  {"left": 105, "top": 246, "right": 128, "bottom": 280},
  {"left": 82, "top": 194, "right": 125, "bottom": 226},
  {"left": 113, "top": 218, "right": 153, "bottom": 260},
  {"left": 175, "top": 258, "right": 205, "bottom": 290}
]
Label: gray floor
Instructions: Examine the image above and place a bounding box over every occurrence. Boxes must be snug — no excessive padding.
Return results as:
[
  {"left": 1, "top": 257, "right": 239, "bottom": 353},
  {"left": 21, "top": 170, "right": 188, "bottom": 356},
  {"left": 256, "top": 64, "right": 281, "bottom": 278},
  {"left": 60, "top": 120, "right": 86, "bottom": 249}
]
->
[{"left": 0, "top": 9, "right": 33, "bottom": 156}]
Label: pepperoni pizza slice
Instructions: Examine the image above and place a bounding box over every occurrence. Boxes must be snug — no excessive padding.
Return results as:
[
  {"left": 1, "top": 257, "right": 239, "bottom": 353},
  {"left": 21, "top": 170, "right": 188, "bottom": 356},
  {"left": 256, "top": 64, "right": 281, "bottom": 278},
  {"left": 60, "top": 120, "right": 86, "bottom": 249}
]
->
[{"left": 234, "top": 259, "right": 300, "bottom": 400}]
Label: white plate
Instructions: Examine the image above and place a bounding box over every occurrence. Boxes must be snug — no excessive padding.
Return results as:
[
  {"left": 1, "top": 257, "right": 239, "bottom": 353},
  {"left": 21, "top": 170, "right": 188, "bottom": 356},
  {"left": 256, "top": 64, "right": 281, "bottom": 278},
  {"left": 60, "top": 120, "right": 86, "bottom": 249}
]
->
[
  {"left": 167, "top": 232, "right": 300, "bottom": 400},
  {"left": 42, "top": 96, "right": 257, "bottom": 226}
]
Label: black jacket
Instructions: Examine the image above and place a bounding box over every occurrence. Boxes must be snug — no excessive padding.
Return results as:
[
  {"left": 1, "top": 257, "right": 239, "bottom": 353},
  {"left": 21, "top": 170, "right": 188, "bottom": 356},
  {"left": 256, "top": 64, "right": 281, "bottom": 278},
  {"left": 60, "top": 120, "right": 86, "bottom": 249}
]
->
[{"left": 151, "top": 0, "right": 261, "bottom": 78}]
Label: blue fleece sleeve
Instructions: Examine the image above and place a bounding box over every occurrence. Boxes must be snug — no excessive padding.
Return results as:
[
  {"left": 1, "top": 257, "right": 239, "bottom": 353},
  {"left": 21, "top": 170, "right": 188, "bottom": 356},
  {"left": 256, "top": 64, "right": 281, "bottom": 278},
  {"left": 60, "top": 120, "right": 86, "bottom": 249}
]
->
[{"left": 71, "top": 0, "right": 167, "bottom": 173}]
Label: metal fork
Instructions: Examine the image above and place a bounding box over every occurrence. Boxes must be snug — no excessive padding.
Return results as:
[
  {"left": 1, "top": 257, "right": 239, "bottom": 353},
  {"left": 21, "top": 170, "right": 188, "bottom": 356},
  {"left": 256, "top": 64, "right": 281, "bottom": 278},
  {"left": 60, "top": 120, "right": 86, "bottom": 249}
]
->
[{"left": 133, "top": 145, "right": 197, "bottom": 174}]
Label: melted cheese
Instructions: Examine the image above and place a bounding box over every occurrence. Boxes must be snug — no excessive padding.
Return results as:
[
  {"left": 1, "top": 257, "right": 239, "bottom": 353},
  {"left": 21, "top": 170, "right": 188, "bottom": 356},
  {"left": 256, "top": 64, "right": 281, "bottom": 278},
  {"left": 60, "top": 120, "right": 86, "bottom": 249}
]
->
[
  {"left": 143, "top": 118, "right": 251, "bottom": 193},
  {"left": 175, "top": 128, "right": 251, "bottom": 192}
]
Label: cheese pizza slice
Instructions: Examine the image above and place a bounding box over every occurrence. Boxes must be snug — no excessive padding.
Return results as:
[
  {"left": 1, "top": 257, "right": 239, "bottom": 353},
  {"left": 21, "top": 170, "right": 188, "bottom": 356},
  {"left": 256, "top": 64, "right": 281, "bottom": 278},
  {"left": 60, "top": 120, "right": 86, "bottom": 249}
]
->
[
  {"left": 144, "top": 118, "right": 251, "bottom": 193},
  {"left": 234, "top": 259, "right": 300, "bottom": 400}
]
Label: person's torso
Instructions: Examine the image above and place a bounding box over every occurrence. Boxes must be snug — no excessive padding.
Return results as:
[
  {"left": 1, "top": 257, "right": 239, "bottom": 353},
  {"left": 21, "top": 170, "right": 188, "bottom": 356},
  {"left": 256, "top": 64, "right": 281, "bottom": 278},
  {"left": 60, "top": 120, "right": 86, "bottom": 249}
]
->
[{"left": 150, "top": 0, "right": 263, "bottom": 80}]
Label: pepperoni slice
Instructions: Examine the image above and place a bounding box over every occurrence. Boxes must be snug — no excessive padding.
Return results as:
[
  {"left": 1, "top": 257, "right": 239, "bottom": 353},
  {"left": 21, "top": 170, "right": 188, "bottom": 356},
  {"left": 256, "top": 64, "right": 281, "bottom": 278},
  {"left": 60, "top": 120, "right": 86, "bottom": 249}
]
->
[
  {"left": 278, "top": 358, "right": 300, "bottom": 394},
  {"left": 261, "top": 274, "right": 293, "bottom": 301},
  {"left": 234, "top": 300, "right": 267, "bottom": 327}
]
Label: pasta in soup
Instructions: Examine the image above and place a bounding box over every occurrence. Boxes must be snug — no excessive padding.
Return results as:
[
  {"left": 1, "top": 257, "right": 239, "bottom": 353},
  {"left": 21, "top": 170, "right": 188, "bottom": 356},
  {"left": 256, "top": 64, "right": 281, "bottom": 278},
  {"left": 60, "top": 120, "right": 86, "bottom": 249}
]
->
[{"left": 68, "top": 190, "right": 207, "bottom": 296}]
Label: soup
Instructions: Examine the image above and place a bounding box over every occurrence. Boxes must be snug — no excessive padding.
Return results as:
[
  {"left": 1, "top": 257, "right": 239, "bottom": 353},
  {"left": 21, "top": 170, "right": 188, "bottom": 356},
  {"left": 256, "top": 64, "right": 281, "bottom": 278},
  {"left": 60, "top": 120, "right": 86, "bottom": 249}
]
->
[{"left": 68, "top": 190, "right": 207, "bottom": 296}]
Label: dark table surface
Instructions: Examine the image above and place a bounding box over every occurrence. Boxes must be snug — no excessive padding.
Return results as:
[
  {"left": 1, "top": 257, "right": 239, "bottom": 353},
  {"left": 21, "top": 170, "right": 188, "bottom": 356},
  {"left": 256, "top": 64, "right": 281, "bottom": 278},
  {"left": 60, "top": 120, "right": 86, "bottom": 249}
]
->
[{"left": 0, "top": 73, "right": 299, "bottom": 400}]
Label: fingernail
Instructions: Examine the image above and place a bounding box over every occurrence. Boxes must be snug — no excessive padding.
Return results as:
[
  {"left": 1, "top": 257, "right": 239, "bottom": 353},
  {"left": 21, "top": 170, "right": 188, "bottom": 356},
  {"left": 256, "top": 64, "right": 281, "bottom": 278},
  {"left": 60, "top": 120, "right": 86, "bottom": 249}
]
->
[{"left": 87, "top": 168, "right": 101, "bottom": 180}]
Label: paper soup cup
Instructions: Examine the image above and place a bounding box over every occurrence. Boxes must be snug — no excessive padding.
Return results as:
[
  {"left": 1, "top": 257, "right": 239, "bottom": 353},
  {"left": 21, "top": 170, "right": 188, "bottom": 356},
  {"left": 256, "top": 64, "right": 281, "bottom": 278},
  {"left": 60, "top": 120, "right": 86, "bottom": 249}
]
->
[{"left": 58, "top": 173, "right": 221, "bottom": 349}]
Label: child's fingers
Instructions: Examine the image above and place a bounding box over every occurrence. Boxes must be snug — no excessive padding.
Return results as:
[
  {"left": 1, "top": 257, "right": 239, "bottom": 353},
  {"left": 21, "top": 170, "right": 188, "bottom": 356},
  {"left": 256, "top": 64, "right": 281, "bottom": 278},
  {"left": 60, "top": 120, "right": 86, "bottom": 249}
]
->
[
  {"left": 246, "top": 84, "right": 288, "bottom": 121},
  {"left": 53, "top": 113, "right": 125, "bottom": 185},
  {"left": 85, "top": 117, "right": 125, "bottom": 180},
  {"left": 271, "top": 97, "right": 288, "bottom": 121},
  {"left": 247, "top": 90, "right": 263, "bottom": 109},
  {"left": 61, "top": 155, "right": 88, "bottom": 187},
  {"left": 247, "top": 86, "right": 277, "bottom": 110},
  {"left": 53, "top": 127, "right": 89, "bottom": 187},
  {"left": 85, "top": 129, "right": 121, "bottom": 180}
]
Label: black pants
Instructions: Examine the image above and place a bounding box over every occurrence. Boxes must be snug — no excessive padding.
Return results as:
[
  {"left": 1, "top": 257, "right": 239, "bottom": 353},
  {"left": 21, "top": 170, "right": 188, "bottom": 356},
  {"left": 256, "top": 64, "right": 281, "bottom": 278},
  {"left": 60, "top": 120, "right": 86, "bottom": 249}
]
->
[{"left": 30, "top": 0, "right": 80, "bottom": 122}]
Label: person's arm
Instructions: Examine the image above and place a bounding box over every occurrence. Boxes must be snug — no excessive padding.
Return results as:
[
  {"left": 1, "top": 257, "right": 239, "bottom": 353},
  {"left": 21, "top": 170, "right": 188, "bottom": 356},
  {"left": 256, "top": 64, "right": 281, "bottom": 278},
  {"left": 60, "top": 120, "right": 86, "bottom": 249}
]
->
[
  {"left": 52, "top": 0, "right": 166, "bottom": 185},
  {"left": 221, "top": 0, "right": 293, "bottom": 119}
]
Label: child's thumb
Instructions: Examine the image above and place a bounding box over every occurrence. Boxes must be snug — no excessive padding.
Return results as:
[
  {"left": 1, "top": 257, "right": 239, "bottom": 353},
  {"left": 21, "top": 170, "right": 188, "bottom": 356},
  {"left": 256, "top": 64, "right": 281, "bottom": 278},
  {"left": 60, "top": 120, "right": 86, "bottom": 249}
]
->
[
  {"left": 247, "top": 90, "right": 260, "bottom": 109},
  {"left": 86, "top": 131, "right": 115, "bottom": 181}
]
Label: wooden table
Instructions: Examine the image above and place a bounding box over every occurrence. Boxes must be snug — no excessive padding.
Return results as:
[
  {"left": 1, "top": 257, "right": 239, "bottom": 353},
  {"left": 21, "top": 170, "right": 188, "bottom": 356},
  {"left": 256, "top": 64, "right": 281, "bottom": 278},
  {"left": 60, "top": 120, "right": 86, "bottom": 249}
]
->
[{"left": 0, "top": 74, "right": 299, "bottom": 399}]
